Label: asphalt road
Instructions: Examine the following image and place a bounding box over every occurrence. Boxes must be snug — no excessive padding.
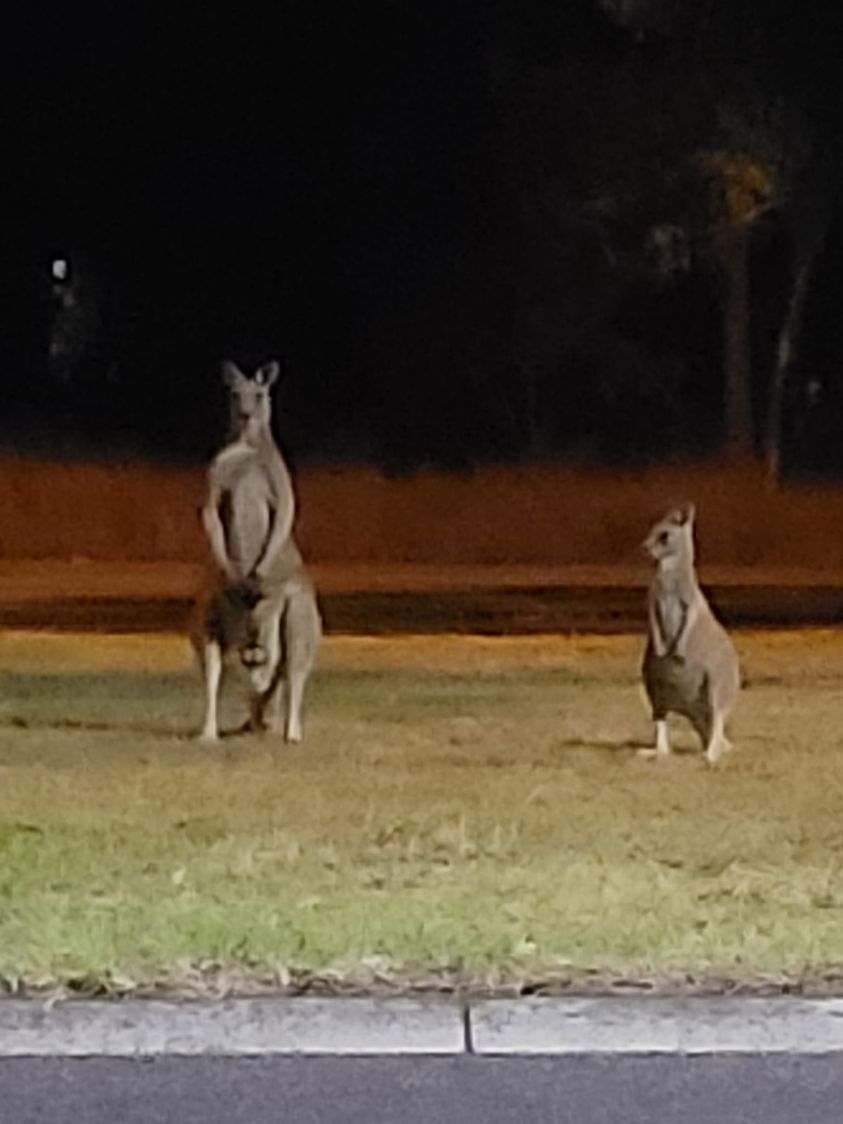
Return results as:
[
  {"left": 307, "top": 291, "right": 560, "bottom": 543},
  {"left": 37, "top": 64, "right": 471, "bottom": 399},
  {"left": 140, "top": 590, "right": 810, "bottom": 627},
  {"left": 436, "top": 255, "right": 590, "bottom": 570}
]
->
[
  {"left": 3, "top": 1055, "right": 843, "bottom": 1124},
  {"left": 0, "top": 584, "right": 841, "bottom": 634}
]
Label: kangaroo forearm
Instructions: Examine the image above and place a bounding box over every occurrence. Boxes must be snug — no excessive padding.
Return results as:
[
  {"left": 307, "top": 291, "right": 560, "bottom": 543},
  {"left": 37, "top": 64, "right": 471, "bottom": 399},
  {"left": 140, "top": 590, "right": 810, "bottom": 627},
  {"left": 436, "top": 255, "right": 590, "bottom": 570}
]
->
[
  {"left": 649, "top": 602, "right": 669, "bottom": 657},
  {"left": 202, "top": 506, "right": 238, "bottom": 579},
  {"left": 650, "top": 599, "right": 689, "bottom": 658},
  {"left": 254, "top": 503, "right": 294, "bottom": 579},
  {"left": 254, "top": 464, "right": 295, "bottom": 578},
  {"left": 671, "top": 602, "right": 694, "bottom": 658}
]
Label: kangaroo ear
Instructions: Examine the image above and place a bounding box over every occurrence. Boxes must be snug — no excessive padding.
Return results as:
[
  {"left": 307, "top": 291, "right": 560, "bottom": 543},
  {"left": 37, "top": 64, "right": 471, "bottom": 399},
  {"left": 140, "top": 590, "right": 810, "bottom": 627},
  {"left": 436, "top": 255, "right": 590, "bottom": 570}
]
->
[
  {"left": 674, "top": 502, "right": 696, "bottom": 526},
  {"left": 220, "top": 360, "right": 245, "bottom": 388},
  {"left": 254, "top": 360, "right": 280, "bottom": 387}
]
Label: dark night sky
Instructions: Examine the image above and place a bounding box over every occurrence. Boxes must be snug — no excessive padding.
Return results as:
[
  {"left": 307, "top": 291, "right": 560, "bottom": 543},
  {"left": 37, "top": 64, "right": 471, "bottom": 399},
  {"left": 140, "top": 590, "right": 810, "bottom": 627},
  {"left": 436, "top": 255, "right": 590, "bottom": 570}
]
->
[{"left": 1, "top": 1, "right": 842, "bottom": 471}]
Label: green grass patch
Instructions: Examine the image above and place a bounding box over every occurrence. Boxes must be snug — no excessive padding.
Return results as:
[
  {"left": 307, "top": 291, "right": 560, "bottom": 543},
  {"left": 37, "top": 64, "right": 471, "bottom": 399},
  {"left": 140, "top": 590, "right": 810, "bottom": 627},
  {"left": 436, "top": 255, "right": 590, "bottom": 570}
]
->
[{"left": 1, "top": 635, "right": 843, "bottom": 996}]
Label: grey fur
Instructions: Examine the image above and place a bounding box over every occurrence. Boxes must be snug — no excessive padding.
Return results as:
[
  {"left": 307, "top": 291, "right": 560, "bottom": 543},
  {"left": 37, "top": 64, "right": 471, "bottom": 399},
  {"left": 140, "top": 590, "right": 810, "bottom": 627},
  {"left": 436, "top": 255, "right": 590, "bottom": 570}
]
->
[
  {"left": 641, "top": 503, "right": 740, "bottom": 764},
  {"left": 192, "top": 359, "right": 321, "bottom": 744}
]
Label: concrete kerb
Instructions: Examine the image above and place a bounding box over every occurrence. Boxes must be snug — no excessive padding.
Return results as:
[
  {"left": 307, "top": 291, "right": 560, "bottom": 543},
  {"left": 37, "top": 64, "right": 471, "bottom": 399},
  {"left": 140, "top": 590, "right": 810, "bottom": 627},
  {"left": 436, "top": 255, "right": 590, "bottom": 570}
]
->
[
  {"left": 470, "top": 998, "right": 843, "bottom": 1055},
  {"left": 0, "top": 999, "right": 464, "bottom": 1058},
  {"left": 3, "top": 997, "right": 843, "bottom": 1057}
]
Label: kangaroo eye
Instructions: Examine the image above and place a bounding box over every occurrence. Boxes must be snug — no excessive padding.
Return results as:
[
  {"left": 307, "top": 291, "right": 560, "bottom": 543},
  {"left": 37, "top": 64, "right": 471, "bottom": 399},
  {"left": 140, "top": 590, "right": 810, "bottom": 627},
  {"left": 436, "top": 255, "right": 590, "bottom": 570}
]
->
[{"left": 658, "top": 532, "right": 669, "bottom": 544}]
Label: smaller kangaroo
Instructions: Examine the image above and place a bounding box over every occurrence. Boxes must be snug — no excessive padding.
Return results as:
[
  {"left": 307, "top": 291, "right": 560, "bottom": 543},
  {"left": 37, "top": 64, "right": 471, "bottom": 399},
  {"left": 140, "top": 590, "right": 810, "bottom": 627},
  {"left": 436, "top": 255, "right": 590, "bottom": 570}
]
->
[
  {"left": 192, "top": 359, "right": 321, "bottom": 744},
  {"left": 640, "top": 503, "right": 740, "bottom": 764}
]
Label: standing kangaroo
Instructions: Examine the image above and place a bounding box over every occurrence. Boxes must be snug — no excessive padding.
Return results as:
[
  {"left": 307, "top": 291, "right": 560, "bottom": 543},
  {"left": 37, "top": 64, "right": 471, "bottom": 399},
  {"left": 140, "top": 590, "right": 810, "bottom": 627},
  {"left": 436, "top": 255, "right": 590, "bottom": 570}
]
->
[
  {"left": 192, "top": 359, "right": 321, "bottom": 743},
  {"left": 640, "top": 503, "right": 740, "bottom": 764}
]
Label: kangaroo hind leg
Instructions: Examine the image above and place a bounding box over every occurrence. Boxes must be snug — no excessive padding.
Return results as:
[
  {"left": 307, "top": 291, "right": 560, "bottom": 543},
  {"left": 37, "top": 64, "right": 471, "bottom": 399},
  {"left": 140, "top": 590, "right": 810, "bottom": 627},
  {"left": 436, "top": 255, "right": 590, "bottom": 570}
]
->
[
  {"left": 699, "top": 676, "right": 732, "bottom": 765},
  {"left": 281, "top": 588, "right": 321, "bottom": 744},
  {"left": 246, "top": 597, "right": 282, "bottom": 697},
  {"left": 704, "top": 709, "right": 731, "bottom": 766},
  {"left": 198, "top": 638, "right": 223, "bottom": 742}
]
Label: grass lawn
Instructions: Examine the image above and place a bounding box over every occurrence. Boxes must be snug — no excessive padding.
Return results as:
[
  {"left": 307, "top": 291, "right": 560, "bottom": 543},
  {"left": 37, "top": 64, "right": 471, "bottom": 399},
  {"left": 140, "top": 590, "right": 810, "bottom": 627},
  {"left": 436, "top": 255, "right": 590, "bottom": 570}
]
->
[{"left": 0, "top": 628, "right": 843, "bottom": 998}]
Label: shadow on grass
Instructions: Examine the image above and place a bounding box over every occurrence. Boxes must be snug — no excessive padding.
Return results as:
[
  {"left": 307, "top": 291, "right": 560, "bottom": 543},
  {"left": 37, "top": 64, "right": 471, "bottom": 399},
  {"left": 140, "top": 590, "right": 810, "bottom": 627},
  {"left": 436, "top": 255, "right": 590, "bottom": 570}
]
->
[
  {"left": 556, "top": 736, "right": 642, "bottom": 752},
  {"left": 0, "top": 715, "right": 192, "bottom": 738},
  {"left": 554, "top": 736, "right": 702, "bottom": 757},
  {"left": 0, "top": 716, "right": 292, "bottom": 751}
]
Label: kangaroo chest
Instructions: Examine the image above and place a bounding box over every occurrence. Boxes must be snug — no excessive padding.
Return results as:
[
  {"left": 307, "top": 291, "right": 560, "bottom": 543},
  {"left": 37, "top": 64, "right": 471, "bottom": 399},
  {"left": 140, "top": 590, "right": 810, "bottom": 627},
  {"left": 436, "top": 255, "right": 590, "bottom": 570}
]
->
[
  {"left": 215, "top": 446, "right": 276, "bottom": 573},
  {"left": 649, "top": 580, "right": 681, "bottom": 645},
  {"left": 650, "top": 563, "right": 698, "bottom": 647}
]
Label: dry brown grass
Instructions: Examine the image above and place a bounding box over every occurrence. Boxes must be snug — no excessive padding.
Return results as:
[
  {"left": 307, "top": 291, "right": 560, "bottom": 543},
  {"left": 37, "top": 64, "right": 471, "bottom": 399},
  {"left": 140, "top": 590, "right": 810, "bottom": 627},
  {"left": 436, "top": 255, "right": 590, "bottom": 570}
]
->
[
  {"left": 0, "top": 628, "right": 842, "bottom": 997},
  {"left": 4, "top": 456, "right": 843, "bottom": 571}
]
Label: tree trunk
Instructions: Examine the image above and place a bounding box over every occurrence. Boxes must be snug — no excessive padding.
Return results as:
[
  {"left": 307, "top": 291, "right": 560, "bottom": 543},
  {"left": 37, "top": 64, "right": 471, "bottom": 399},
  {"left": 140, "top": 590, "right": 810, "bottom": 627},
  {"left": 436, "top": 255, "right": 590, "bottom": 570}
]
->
[
  {"left": 763, "top": 253, "right": 817, "bottom": 486},
  {"left": 718, "top": 224, "right": 754, "bottom": 459}
]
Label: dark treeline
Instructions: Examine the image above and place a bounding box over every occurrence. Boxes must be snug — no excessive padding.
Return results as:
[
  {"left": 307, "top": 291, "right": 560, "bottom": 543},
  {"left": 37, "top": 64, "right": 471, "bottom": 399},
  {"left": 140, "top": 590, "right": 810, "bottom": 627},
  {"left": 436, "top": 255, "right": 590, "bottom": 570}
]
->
[{"left": 0, "top": 0, "right": 842, "bottom": 476}]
